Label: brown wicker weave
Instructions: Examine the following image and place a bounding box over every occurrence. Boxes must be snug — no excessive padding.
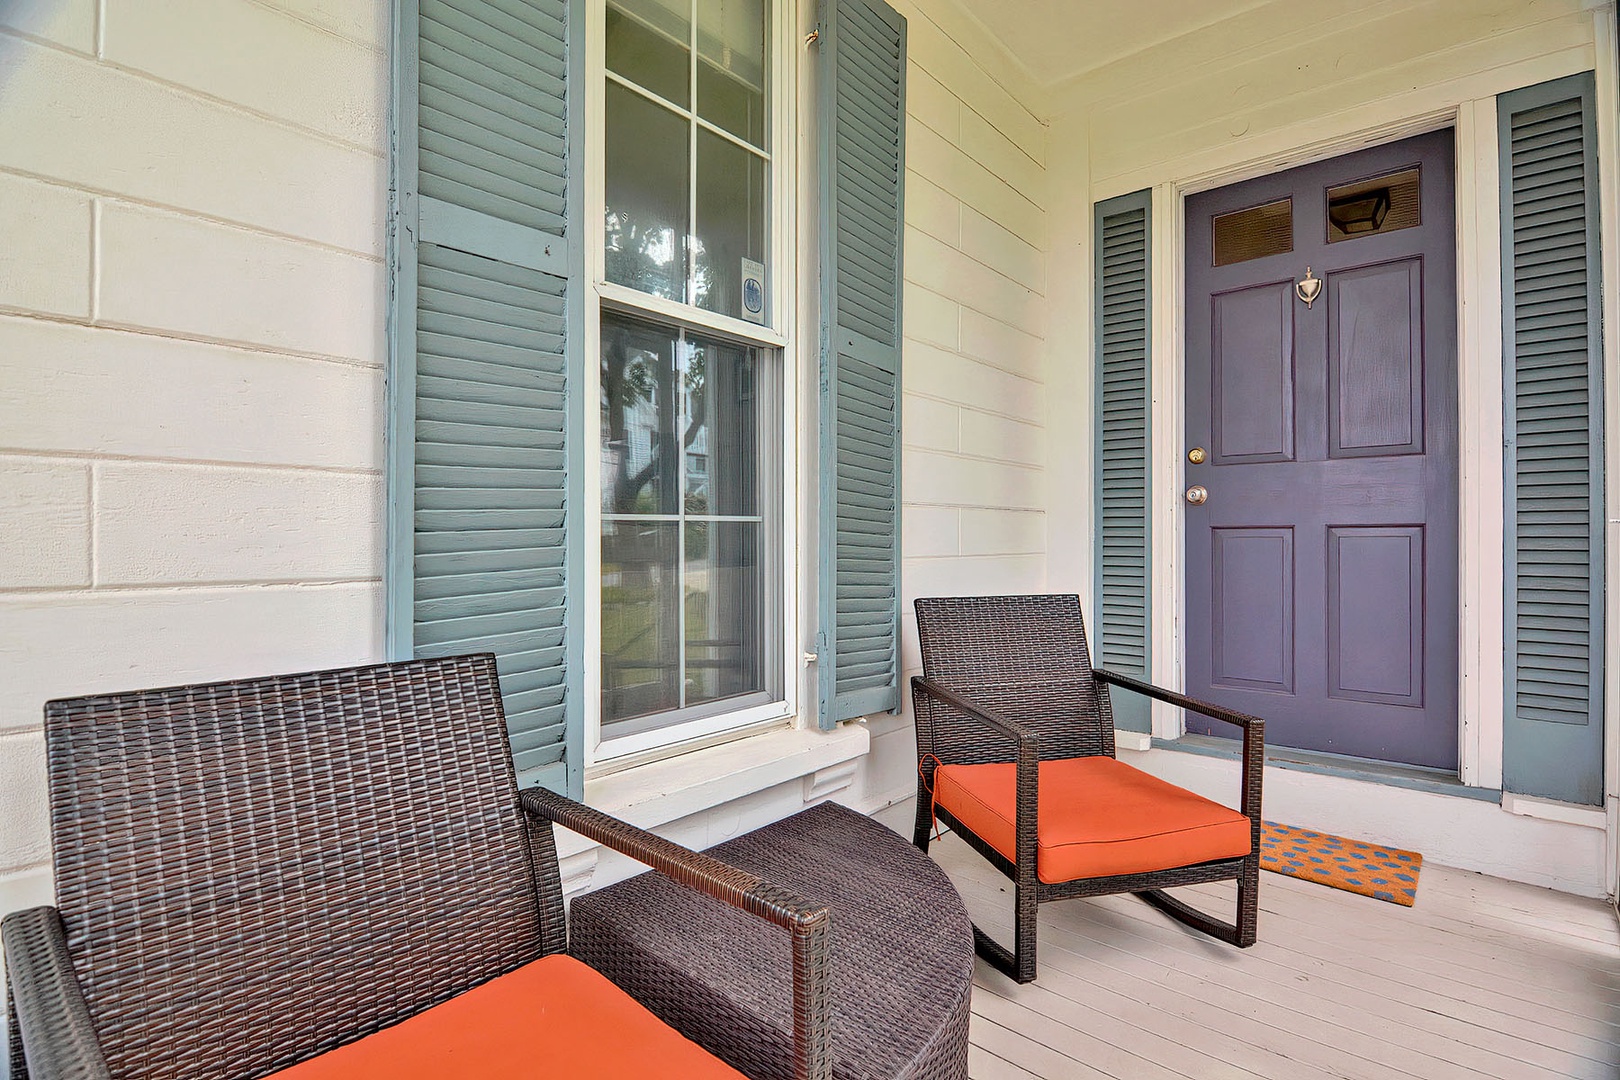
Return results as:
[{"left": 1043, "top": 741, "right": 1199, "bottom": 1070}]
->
[
  {"left": 2, "top": 654, "right": 831, "bottom": 1080},
  {"left": 569, "top": 801, "right": 973, "bottom": 1080},
  {"left": 911, "top": 595, "right": 1264, "bottom": 984}
]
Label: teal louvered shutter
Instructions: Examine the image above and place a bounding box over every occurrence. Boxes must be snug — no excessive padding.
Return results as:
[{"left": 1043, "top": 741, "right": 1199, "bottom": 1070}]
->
[
  {"left": 816, "top": 0, "right": 906, "bottom": 728},
  {"left": 387, "top": 0, "right": 584, "bottom": 795},
  {"left": 1093, "top": 190, "right": 1153, "bottom": 733},
  {"left": 1499, "top": 73, "right": 1605, "bottom": 806}
]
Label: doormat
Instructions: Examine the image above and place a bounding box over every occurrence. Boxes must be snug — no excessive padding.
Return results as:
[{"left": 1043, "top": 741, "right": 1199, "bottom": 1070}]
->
[{"left": 1260, "top": 821, "right": 1422, "bottom": 907}]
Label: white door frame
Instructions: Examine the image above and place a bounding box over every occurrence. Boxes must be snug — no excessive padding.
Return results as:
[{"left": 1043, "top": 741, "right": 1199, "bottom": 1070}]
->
[
  {"left": 1592, "top": 5, "right": 1620, "bottom": 900},
  {"left": 1144, "top": 105, "right": 1497, "bottom": 786}
]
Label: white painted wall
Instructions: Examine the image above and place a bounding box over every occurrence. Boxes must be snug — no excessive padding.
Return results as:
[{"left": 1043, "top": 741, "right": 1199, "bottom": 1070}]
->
[
  {"left": 853, "top": 0, "right": 1053, "bottom": 818},
  {"left": 0, "top": 0, "right": 1053, "bottom": 1038},
  {"left": 0, "top": 0, "right": 392, "bottom": 930},
  {"left": 1041, "top": 0, "right": 1611, "bottom": 895}
]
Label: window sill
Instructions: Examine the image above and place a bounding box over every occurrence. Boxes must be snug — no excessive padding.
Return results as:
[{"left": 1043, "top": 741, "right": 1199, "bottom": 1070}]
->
[{"left": 557, "top": 722, "right": 871, "bottom": 858}]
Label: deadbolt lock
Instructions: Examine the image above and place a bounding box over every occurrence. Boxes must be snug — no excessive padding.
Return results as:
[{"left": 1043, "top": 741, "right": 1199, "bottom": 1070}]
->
[
  {"left": 1185, "top": 485, "right": 1209, "bottom": 506},
  {"left": 1187, "top": 446, "right": 1207, "bottom": 465}
]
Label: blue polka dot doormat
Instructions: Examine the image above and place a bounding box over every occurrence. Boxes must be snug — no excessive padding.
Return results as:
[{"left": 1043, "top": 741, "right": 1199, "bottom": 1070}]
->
[{"left": 1260, "top": 821, "right": 1422, "bottom": 907}]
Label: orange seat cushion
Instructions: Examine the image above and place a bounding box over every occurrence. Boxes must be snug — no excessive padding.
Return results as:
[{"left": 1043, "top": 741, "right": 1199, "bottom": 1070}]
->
[
  {"left": 266, "top": 954, "right": 746, "bottom": 1080},
  {"left": 933, "top": 756, "right": 1252, "bottom": 884}
]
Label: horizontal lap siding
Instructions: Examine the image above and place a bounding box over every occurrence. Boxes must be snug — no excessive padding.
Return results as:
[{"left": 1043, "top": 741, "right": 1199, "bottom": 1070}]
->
[{"left": 0, "top": 0, "right": 391, "bottom": 903}]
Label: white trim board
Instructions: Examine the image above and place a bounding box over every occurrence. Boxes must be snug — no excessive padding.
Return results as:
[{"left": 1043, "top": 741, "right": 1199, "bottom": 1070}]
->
[
  {"left": 1123, "top": 746, "right": 1609, "bottom": 896},
  {"left": 1590, "top": 1, "right": 1620, "bottom": 906}
]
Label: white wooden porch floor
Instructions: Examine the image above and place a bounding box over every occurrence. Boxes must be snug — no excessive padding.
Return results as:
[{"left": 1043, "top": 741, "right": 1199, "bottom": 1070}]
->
[{"left": 925, "top": 833, "right": 1620, "bottom": 1080}]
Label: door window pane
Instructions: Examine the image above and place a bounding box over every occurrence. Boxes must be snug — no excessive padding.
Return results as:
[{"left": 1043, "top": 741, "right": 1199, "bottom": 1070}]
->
[
  {"left": 1326, "top": 167, "right": 1421, "bottom": 243},
  {"left": 605, "top": 83, "right": 689, "bottom": 301},
  {"left": 693, "top": 130, "right": 767, "bottom": 320},
  {"left": 607, "top": 0, "right": 691, "bottom": 106},
  {"left": 1213, "top": 198, "right": 1293, "bottom": 267}
]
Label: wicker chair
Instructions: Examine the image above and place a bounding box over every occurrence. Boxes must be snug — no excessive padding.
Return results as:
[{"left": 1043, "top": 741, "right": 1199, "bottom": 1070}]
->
[
  {"left": 911, "top": 595, "right": 1264, "bottom": 984},
  {"left": 2, "top": 655, "right": 831, "bottom": 1080}
]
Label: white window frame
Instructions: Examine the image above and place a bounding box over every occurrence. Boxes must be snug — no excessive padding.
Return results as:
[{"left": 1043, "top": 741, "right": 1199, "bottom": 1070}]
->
[{"left": 584, "top": 0, "right": 801, "bottom": 769}]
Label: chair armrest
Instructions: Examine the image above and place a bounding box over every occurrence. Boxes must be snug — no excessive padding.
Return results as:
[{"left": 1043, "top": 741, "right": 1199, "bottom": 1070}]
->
[
  {"left": 2, "top": 906, "right": 112, "bottom": 1080},
  {"left": 1093, "top": 668, "right": 1264, "bottom": 733},
  {"left": 910, "top": 677, "right": 1041, "bottom": 882},
  {"left": 1092, "top": 668, "right": 1265, "bottom": 821},
  {"left": 910, "top": 677, "right": 1040, "bottom": 750},
  {"left": 521, "top": 788, "right": 831, "bottom": 1080}
]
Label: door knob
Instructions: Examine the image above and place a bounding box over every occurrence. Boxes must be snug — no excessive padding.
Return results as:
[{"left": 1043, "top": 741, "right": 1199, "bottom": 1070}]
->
[
  {"left": 1187, "top": 446, "right": 1206, "bottom": 464},
  {"left": 1185, "top": 485, "right": 1208, "bottom": 505}
]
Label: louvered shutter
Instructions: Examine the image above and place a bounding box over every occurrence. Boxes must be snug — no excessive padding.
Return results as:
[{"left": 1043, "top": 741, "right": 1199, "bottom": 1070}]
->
[
  {"left": 816, "top": 0, "right": 906, "bottom": 728},
  {"left": 1093, "top": 190, "right": 1153, "bottom": 732},
  {"left": 388, "top": 0, "right": 584, "bottom": 795},
  {"left": 1499, "top": 73, "right": 1605, "bottom": 806}
]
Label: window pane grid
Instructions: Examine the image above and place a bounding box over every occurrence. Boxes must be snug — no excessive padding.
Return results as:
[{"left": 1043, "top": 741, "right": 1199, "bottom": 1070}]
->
[
  {"left": 605, "top": 0, "right": 769, "bottom": 323},
  {"left": 606, "top": 71, "right": 771, "bottom": 161},
  {"left": 600, "top": 311, "right": 777, "bottom": 730}
]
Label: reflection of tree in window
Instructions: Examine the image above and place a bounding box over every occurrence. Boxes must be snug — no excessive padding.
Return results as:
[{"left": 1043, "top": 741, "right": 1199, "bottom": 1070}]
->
[{"left": 599, "top": 313, "right": 773, "bottom": 729}]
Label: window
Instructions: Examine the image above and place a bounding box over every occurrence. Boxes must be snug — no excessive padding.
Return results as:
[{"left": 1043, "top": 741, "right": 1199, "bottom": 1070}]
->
[
  {"left": 599, "top": 313, "right": 783, "bottom": 737},
  {"left": 1212, "top": 198, "right": 1292, "bottom": 267},
  {"left": 391, "top": 0, "right": 904, "bottom": 792},
  {"left": 595, "top": 0, "right": 788, "bottom": 754}
]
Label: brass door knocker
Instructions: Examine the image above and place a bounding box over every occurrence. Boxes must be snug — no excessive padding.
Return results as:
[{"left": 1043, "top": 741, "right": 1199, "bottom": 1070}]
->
[{"left": 1296, "top": 266, "right": 1322, "bottom": 308}]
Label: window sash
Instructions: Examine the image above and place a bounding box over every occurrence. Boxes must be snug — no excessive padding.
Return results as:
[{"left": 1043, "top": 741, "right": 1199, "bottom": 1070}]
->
[{"left": 598, "top": 315, "right": 785, "bottom": 739}]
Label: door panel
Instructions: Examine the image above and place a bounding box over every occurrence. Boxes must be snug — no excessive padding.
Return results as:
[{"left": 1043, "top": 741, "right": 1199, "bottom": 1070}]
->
[
  {"left": 1327, "top": 525, "right": 1424, "bottom": 707},
  {"left": 1212, "top": 282, "right": 1296, "bottom": 463},
  {"left": 1329, "top": 260, "right": 1424, "bottom": 457},
  {"left": 1211, "top": 527, "right": 1295, "bottom": 693},
  {"left": 1183, "top": 129, "right": 1458, "bottom": 769}
]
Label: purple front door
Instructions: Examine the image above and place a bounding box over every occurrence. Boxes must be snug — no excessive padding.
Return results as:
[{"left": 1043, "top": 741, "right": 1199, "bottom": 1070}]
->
[{"left": 1183, "top": 130, "right": 1459, "bottom": 769}]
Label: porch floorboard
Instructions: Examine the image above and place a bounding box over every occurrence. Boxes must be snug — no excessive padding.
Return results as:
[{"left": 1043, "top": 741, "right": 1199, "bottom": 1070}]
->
[{"left": 926, "top": 831, "right": 1620, "bottom": 1080}]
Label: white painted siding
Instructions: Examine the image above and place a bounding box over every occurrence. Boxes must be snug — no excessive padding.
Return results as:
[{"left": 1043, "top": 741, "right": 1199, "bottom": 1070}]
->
[
  {"left": 0, "top": 1, "right": 392, "bottom": 932},
  {"left": 844, "top": 0, "right": 1053, "bottom": 820}
]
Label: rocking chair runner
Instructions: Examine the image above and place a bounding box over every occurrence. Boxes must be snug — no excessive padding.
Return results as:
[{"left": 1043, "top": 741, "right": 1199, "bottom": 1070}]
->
[
  {"left": 3, "top": 655, "right": 831, "bottom": 1080},
  {"left": 911, "top": 595, "right": 1265, "bottom": 984}
]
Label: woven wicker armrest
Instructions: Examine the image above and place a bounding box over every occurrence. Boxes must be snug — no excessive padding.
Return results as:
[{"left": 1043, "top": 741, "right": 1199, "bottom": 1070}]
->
[
  {"left": 1093, "top": 668, "right": 1264, "bottom": 734},
  {"left": 910, "top": 675, "right": 1041, "bottom": 876},
  {"left": 3, "top": 906, "right": 112, "bottom": 1080},
  {"left": 910, "top": 677, "right": 1040, "bottom": 751},
  {"left": 1092, "top": 668, "right": 1265, "bottom": 819},
  {"left": 521, "top": 788, "right": 832, "bottom": 1080}
]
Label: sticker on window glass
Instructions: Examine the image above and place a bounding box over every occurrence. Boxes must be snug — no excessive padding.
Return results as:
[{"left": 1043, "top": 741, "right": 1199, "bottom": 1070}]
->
[{"left": 741, "top": 259, "right": 766, "bottom": 324}]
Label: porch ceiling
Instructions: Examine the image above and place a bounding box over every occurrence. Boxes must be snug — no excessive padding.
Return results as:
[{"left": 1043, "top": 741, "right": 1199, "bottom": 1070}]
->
[{"left": 952, "top": 0, "right": 1273, "bottom": 86}]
